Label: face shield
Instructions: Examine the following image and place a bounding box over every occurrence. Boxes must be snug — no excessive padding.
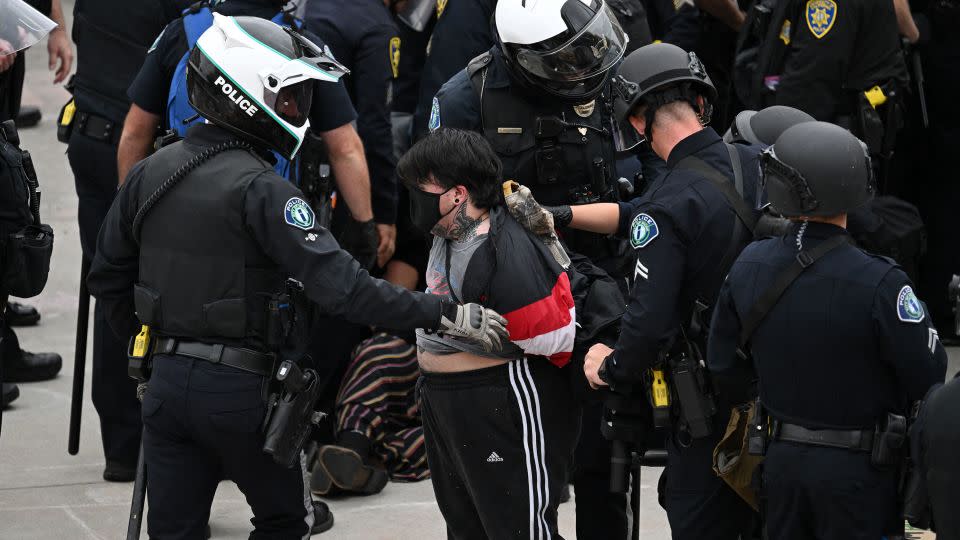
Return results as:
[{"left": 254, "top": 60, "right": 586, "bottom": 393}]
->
[
  {"left": 0, "top": 0, "right": 57, "bottom": 57},
  {"left": 610, "top": 75, "right": 644, "bottom": 152},
  {"left": 397, "top": 0, "right": 435, "bottom": 32},
  {"left": 514, "top": 5, "right": 627, "bottom": 86}
]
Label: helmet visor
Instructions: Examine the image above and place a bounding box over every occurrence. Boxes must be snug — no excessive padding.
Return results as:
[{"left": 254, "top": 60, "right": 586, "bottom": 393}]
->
[
  {"left": 514, "top": 5, "right": 627, "bottom": 83},
  {"left": 0, "top": 0, "right": 56, "bottom": 57},
  {"left": 269, "top": 80, "right": 313, "bottom": 128},
  {"left": 397, "top": 0, "right": 435, "bottom": 32}
]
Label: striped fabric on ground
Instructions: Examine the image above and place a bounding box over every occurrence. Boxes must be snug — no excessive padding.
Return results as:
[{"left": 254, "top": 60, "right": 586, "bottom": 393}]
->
[{"left": 335, "top": 333, "right": 429, "bottom": 482}]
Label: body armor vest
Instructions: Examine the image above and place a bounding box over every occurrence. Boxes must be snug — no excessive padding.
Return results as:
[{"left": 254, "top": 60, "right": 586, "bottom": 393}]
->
[
  {"left": 133, "top": 141, "right": 287, "bottom": 350},
  {"left": 467, "top": 52, "right": 631, "bottom": 277}
]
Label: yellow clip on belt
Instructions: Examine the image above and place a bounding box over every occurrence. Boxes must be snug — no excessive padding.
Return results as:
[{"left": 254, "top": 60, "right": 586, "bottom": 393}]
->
[{"left": 864, "top": 86, "right": 887, "bottom": 109}]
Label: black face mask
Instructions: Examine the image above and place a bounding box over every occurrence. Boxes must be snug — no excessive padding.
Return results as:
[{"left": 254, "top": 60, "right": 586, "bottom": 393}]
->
[{"left": 409, "top": 186, "right": 454, "bottom": 234}]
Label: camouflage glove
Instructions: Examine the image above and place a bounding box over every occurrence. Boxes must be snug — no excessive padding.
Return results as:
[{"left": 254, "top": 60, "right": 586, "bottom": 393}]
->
[{"left": 438, "top": 301, "right": 509, "bottom": 353}]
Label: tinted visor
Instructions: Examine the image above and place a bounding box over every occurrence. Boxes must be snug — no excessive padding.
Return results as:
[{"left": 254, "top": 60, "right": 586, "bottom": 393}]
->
[
  {"left": 268, "top": 80, "right": 313, "bottom": 128},
  {"left": 514, "top": 6, "right": 627, "bottom": 83},
  {"left": 0, "top": 0, "right": 56, "bottom": 56}
]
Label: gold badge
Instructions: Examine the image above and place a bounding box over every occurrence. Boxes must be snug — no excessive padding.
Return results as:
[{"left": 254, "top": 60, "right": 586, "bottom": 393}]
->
[
  {"left": 389, "top": 37, "right": 401, "bottom": 79},
  {"left": 573, "top": 100, "right": 596, "bottom": 118},
  {"left": 436, "top": 0, "right": 448, "bottom": 18}
]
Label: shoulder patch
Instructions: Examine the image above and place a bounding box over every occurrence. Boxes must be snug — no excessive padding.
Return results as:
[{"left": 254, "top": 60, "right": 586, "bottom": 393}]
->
[
  {"left": 630, "top": 213, "right": 659, "bottom": 249},
  {"left": 428, "top": 97, "right": 441, "bottom": 131},
  {"left": 779, "top": 19, "right": 792, "bottom": 45},
  {"left": 897, "top": 285, "right": 925, "bottom": 323},
  {"left": 389, "top": 36, "right": 401, "bottom": 79},
  {"left": 806, "top": 0, "right": 837, "bottom": 39},
  {"left": 284, "top": 197, "right": 315, "bottom": 231}
]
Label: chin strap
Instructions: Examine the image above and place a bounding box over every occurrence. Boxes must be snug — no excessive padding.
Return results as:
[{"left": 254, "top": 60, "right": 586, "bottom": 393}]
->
[{"left": 642, "top": 83, "right": 714, "bottom": 144}]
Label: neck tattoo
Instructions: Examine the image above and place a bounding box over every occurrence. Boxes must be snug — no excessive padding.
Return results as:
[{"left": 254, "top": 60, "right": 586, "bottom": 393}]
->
[{"left": 433, "top": 202, "right": 487, "bottom": 241}]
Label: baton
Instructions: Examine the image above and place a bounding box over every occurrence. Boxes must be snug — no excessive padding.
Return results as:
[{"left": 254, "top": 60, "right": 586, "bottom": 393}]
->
[
  {"left": 126, "top": 437, "right": 147, "bottom": 540},
  {"left": 68, "top": 258, "right": 91, "bottom": 455}
]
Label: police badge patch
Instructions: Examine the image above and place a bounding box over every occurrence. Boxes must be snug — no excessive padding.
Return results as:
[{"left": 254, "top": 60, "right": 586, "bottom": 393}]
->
[
  {"left": 897, "top": 285, "right": 925, "bottom": 323},
  {"left": 805, "top": 0, "right": 837, "bottom": 39},
  {"left": 284, "top": 197, "right": 315, "bottom": 231},
  {"left": 429, "top": 97, "right": 441, "bottom": 131},
  {"left": 389, "top": 37, "right": 401, "bottom": 79},
  {"left": 629, "top": 213, "right": 659, "bottom": 249}
]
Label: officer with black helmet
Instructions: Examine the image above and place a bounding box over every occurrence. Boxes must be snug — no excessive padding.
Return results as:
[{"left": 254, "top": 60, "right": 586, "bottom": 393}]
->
[
  {"left": 526, "top": 42, "right": 762, "bottom": 539},
  {"left": 87, "top": 16, "right": 508, "bottom": 538},
  {"left": 722, "top": 105, "right": 815, "bottom": 145},
  {"left": 707, "top": 121, "right": 947, "bottom": 540}
]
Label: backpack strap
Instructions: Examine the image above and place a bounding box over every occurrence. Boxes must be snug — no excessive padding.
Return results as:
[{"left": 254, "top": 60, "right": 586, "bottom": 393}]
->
[
  {"left": 736, "top": 234, "right": 850, "bottom": 354},
  {"left": 183, "top": 6, "right": 214, "bottom": 49}
]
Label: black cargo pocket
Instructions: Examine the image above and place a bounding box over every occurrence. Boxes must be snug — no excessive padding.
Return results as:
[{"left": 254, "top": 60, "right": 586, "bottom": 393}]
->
[
  {"left": 201, "top": 298, "right": 246, "bottom": 338},
  {"left": 4, "top": 224, "right": 53, "bottom": 298},
  {"left": 209, "top": 406, "right": 265, "bottom": 435},
  {"left": 133, "top": 284, "right": 162, "bottom": 326}
]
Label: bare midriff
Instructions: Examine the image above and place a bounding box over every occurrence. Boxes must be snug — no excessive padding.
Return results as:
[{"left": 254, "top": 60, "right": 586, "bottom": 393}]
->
[{"left": 417, "top": 349, "right": 512, "bottom": 373}]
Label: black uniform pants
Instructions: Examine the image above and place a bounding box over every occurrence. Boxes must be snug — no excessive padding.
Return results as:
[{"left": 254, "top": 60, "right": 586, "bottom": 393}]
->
[
  {"left": 572, "top": 401, "right": 627, "bottom": 540},
  {"left": 142, "top": 354, "right": 313, "bottom": 540},
  {"left": 662, "top": 433, "right": 754, "bottom": 540},
  {"left": 762, "top": 441, "right": 898, "bottom": 540},
  {"left": 67, "top": 128, "right": 142, "bottom": 466},
  {"left": 419, "top": 358, "right": 579, "bottom": 540}
]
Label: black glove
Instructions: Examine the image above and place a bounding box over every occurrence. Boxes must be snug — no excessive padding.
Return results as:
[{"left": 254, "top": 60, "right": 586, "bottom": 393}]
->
[
  {"left": 338, "top": 218, "right": 378, "bottom": 270},
  {"left": 438, "top": 300, "right": 509, "bottom": 353},
  {"left": 545, "top": 205, "right": 573, "bottom": 228}
]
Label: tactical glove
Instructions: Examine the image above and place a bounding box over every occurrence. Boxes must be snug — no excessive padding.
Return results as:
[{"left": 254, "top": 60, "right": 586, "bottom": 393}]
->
[
  {"left": 438, "top": 301, "right": 509, "bottom": 353},
  {"left": 339, "top": 218, "right": 379, "bottom": 270}
]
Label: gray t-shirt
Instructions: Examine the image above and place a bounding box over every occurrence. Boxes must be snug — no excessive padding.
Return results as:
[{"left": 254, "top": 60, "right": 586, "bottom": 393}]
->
[{"left": 415, "top": 235, "right": 523, "bottom": 359}]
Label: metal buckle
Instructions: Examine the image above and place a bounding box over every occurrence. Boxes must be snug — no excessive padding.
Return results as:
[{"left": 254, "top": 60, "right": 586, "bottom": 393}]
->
[{"left": 796, "top": 251, "right": 814, "bottom": 267}]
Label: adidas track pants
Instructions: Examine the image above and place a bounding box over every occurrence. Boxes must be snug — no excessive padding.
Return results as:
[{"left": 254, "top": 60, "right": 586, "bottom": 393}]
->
[{"left": 419, "top": 358, "right": 580, "bottom": 540}]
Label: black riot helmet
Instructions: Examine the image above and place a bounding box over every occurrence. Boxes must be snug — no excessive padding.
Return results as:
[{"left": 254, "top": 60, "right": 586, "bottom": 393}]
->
[
  {"left": 724, "top": 105, "right": 815, "bottom": 146},
  {"left": 494, "top": 0, "right": 628, "bottom": 104},
  {"left": 762, "top": 122, "right": 875, "bottom": 218},
  {"left": 186, "top": 14, "right": 348, "bottom": 159},
  {"left": 610, "top": 42, "right": 717, "bottom": 150}
]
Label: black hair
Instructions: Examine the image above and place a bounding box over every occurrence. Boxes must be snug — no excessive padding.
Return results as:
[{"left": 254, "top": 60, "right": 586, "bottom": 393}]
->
[{"left": 397, "top": 128, "right": 504, "bottom": 209}]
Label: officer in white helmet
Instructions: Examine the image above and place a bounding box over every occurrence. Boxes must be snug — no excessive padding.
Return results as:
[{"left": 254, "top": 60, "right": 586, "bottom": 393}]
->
[{"left": 87, "top": 15, "right": 508, "bottom": 539}]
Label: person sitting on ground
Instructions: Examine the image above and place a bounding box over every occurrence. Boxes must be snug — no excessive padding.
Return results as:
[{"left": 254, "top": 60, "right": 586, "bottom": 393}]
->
[
  {"left": 311, "top": 258, "right": 432, "bottom": 497},
  {"left": 399, "top": 128, "right": 579, "bottom": 539}
]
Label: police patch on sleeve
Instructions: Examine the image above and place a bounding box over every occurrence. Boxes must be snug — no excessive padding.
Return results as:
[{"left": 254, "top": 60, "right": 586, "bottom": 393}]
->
[
  {"left": 897, "top": 285, "right": 925, "bottom": 323},
  {"left": 389, "top": 36, "right": 401, "bottom": 79},
  {"left": 629, "top": 213, "right": 659, "bottom": 249},
  {"left": 284, "top": 197, "right": 315, "bottom": 231},
  {"left": 806, "top": 0, "right": 837, "bottom": 39},
  {"left": 428, "top": 97, "right": 441, "bottom": 131}
]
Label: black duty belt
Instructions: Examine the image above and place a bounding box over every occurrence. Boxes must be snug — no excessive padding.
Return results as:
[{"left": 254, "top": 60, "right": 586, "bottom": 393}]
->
[
  {"left": 153, "top": 337, "right": 275, "bottom": 377},
  {"left": 775, "top": 422, "right": 874, "bottom": 452},
  {"left": 75, "top": 111, "right": 122, "bottom": 145}
]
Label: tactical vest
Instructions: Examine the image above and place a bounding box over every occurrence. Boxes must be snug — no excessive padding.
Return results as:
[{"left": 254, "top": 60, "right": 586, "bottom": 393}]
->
[
  {"left": 467, "top": 52, "right": 630, "bottom": 276},
  {"left": 133, "top": 140, "right": 287, "bottom": 349}
]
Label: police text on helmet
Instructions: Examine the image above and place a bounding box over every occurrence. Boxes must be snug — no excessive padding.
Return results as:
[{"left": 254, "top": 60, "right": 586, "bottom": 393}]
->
[{"left": 214, "top": 76, "right": 259, "bottom": 117}]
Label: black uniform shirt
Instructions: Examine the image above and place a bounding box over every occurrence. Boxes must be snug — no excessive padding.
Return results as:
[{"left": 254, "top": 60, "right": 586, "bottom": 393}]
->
[
  {"left": 605, "top": 128, "right": 762, "bottom": 384},
  {"left": 775, "top": 0, "right": 908, "bottom": 120},
  {"left": 127, "top": 0, "right": 356, "bottom": 132},
  {"left": 429, "top": 45, "right": 505, "bottom": 132},
  {"left": 71, "top": 0, "right": 191, "bottom": 122},
  {"left": 304, "top": 0, "right": 399, "bottom": 223},
  {"left": 88, "top": 124, "right": 442, "bottom": 344},
  {"left": 708, "top": 222, "right": 947, "bottom": 430}
]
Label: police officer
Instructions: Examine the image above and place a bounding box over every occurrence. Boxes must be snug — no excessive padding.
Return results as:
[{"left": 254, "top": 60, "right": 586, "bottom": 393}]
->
[
  {"left": 723, "top": 105, "right": 814, "bottom": 145},
  {"left": 706, "top": 121, "right": 947, "bottom": 540},
  {"left": 65, "top": 0, "right": 191, "bottom": 483},
  {"left": 737, "top": 0, "right": 907, "bottom": 124},
  {"left": 915, "top": 373, "right": 960, "bottom": 538},
  {"left": 303, "top": 0, "right": 403, "bottom": 268},
  {"left": 87, "top": 16, "right": 507, "bottom": 538},
  {"left": 540, "top": 43, "right": 761, "bottom": 539},
  {"left": 433, "top": 2, "right": 638, "bottom": 536},
  {"left": 117, "top": 0, "right": 380, "bottom": 266}
]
